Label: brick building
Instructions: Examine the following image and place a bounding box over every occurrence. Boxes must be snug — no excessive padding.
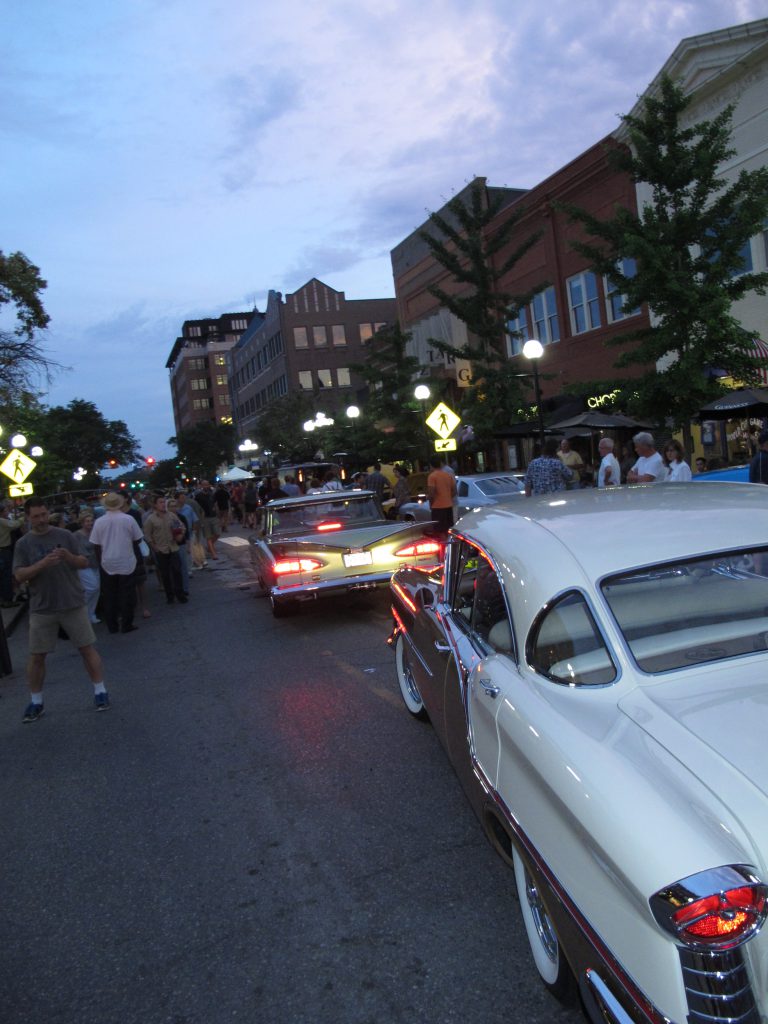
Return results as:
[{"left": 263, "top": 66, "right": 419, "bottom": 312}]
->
[
  {"left": 230, "top": 278, "right": 396, "bottom": 441},
  {"left": 166, "top": 311, "right": 257, "bottom": 436},
  {"left": 391, "top": 153, "right": 653, "bottom": 467}
]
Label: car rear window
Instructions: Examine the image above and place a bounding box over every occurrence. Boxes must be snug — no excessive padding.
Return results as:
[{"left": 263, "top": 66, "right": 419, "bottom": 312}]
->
[
  {"left": 267, "top": 496, "right": 383, "bottom": 536},
  {"left": 602, "top": 549, "right": 768, "bottom": 673},
  {"left": 475, "top": 477, "right": 523, "bottom": 496}
]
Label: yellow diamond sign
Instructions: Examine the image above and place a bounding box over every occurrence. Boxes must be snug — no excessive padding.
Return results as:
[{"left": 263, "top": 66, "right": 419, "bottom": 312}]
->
[
  {"left": 0, "top": 449, "right": 36, "bottom": 485},
  {"left": 425, "top": 402, "right": 461, "bottom": 439}
]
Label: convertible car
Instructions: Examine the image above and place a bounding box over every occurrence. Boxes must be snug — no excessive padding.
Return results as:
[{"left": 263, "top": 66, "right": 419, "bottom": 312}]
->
[
  {"left": 249, "top": 490, "right": 441, "bottom": 616},
  {"left": 389, "top": 484, "right": 768, "bottom": 1024}
]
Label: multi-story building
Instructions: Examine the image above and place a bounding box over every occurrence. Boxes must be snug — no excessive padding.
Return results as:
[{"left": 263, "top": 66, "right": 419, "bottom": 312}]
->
[
  {"left": 392, "top": 17, "right": 768, "bottom": 470},
  {"left": 166, "top": 311, "right": 258, "bottom": 436},
  {"left": 392, "top": 154, "right": 652, "bottom": 468},
  {"left": 230, "top": 278, "right": 396, "bottom": 441}
]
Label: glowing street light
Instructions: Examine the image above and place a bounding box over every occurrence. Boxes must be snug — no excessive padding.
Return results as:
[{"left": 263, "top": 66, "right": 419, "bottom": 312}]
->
[
  {"left": 414, "top": 385, "right": 431, "bottom": 466},
  {"left": 522, "top": 338, "right": 546, "bottom": 447}
]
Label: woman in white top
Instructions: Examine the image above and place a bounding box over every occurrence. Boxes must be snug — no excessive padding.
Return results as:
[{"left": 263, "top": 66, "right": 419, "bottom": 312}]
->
[{"left": 663, "top": 440, "right": 692, "bottom": 482}]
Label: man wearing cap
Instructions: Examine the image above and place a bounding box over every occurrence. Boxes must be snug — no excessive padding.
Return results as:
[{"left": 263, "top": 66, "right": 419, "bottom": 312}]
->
[
  {"left": 749, "top": 430, "right": 768, "bottom": 484},
  {"left": 89, "top": 492, "right": 144, "bottom": 633}
]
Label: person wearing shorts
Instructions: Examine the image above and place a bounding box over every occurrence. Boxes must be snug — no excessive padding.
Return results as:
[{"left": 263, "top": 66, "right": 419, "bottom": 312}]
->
[
  {"left": 194, "top": 481, "right": 220, "bottom": 560},
  {"left": 13, "top": 497, "right": 109, "bottom": 722}
]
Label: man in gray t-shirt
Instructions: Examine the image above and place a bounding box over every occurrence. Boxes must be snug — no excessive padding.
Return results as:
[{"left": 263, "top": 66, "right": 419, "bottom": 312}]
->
[{"left": 13, "top": 498, "right": 110, "bottom": 723}]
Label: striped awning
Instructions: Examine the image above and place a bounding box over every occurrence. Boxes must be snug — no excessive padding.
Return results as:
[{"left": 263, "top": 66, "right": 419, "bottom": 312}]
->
[{"left": 751, "top": 338, "right": 768, "bottom": 384}]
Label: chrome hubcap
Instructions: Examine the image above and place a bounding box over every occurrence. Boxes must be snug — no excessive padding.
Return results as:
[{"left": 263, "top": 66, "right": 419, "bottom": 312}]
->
[{"left": 525, "top": 874, "right": 558, "bottom": 964}]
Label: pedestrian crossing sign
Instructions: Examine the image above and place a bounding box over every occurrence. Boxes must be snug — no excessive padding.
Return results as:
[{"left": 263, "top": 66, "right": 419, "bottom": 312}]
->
[
  {"left": 0, "top": 449, "right": 36, "bottom": 485},
  {"left": 425, "top": 402, "right": 460, "bottom": 439},
  {"left": 435, "top": 438, "right": 457, "bottom": 452}
]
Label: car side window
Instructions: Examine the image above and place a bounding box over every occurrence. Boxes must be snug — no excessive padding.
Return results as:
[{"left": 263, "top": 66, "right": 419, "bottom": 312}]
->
[
  {"left": 457, "top": 481, "right": 469, "bottom": 497},
  {"left": 450, "top": 542, "right": 513, "bottom": 654},
  {"left": 529, "top": 591, "right": 616, "bottom": 686}
]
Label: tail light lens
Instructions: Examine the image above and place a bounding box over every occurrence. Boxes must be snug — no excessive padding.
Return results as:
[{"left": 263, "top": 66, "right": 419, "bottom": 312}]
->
[
  {"left": 651, "top": 865, "right": 768, "bottom": 949},
  {"left": 394, "top": 540, "right": 442, "bottom": 558},
  {"left": 673, "top": 887, "right": 765, "bottom": 944},
  {"left": 316, "top": 522, "right": 342, "bottom": 532},
  {"left": 273, "top": 558, "right": 324, "bottom": 575}
]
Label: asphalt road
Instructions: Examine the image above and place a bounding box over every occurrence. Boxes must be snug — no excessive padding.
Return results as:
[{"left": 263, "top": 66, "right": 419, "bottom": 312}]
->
[{"left": 0, "top": 527, "right": 583, "bottom": 1024}]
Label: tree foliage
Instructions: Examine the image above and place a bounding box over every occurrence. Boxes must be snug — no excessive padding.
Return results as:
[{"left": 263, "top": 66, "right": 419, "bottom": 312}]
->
[
  {"left": 419, "top": 181, "right": 544, "bottom": 442},
  {"left": 343, "top": 322, "right": 439, "bottom": 464},
  {"left": 171, "top": 420, "right": 236, "bottom": 479},
  {"left": 562, "top": 74, "right": 768, "bottom": 431},
  {"left": 0, "top": 396, "right": 140, "bottom": 495},
  {"left": 0, "top": 250, "right": 61, "bottom": 398}
]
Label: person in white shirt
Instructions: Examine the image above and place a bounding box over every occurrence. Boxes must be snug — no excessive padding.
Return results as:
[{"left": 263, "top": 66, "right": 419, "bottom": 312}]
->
[
  {"left": 89, "top": 492, "right": 144, "bottom": 633},
  {"left": 663, "top": 439, "right": 692, "bottom": 482},
  {"left": 597, "top": 437, "right": 621, "bottom": 488},
  {"left": 627, "top": 432, "right": 665, "bottom": 484}
]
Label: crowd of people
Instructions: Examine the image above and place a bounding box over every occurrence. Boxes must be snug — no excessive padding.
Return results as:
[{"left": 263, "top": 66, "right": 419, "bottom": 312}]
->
[{"left": 524, "top": 432, "right": 701, "bottom": 496}]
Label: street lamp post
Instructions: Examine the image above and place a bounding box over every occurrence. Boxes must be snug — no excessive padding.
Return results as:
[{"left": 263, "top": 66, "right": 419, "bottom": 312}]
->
[
  {"left": 522, "top": 339, "right": 546, "bottom": 449},
  {"left": 414, "top": 385, "right": 431, "bottom": 469},
  {"left": 346, "top": 405, "right": 360, "bottom": 466}
]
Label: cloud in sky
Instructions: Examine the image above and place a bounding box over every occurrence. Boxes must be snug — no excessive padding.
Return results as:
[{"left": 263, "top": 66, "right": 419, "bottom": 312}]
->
[{"left": 2, "top": 0, "right": 764, "bottom": 457}]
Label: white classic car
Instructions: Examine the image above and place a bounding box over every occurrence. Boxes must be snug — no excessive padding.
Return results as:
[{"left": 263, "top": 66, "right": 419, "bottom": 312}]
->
[{"left": 388, "top": 484, "right": 768, "bottom": 1024}]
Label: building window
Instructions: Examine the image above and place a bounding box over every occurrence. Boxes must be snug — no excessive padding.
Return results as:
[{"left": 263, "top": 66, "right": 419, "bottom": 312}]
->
[
  {"left": 215, "top": 374, "right": 228, "bottom": 386},
  {"left": 332, "top": 325, "right": 347, "bottom": 346},
  {"left": 532, "top": 287, "right": 560, "bottom": 345},
  {"left": 231, "top": 319, "right": 248, "bottom": 330},
  {"left": 218, "top": 393, "right": 231, "bottom": 406},
  {"left": 193, "top": 398, "right": 213, "bottom": 410},
  {"left": 190, "top": 378, "right": 208, "bottom": 391},
  {"left": 359, "top": 323, "right": 373, "bottom": 344},
  {"left": 313, "top": 325, "right": 327, "bottom": 348},
  {"left": 337, "top": 367, "right": 351, "bottom": 387},
  {"left": 294, "top": 327, "right": 309, "bottom": 349},
  {"left": 188, "top": 357, "right": 206, "bottom": 369},
  {"left": 298, "top": 371, "right": 313, "bottom": 390},
  {"left": 605, "top": 258, "right": 640, "bottom": 323},
  {"left": 567, "top": 271, "right": 602, "bottom": 334},
  {"left": 317, "top": 369, "right": 333, "bottom": 389},
  {"left": 506, "top": 307, "right": 531, "bottom": 357},
  {"left": 187, "top": 325, "right": 202, "bottom": 337},
  {"left": 214, "top": 355, "right": 226, "bottom": 366}
]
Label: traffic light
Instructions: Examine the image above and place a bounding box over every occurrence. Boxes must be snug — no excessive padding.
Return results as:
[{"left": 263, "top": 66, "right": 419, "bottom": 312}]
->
[
  {"left": 108, "top": 458, "right": 118, "bottom": 468},
  {"left": 145, "top": 456, "right": 156, "bottom": 467},
  {"left": 119, "top": 481, "right": 126, "bottom": 489}
]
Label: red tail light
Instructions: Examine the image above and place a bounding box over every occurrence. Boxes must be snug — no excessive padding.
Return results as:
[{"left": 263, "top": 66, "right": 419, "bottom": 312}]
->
[
  {"left": 672, "top": 886, "right": 766, "bottom": 944},
  {"left": 273, "top": 558, "right": 324, "bottom": 575},
  {"left": 651, "top": 866, "right": 768, "bottom": 950},
  {"left": 316, "top": 522, "right": 343, "bottom": 532},
  {"left": 394, "top": 540, "right": 442, "bottom": 558}
]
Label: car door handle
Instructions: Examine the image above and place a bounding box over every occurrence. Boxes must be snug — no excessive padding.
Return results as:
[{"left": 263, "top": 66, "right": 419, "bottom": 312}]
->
[
  {"left": 434, "top": 640, "right": 451, "bottom": 653},
  {"left": 478, "top": 677, "right": 500, "bottom": 699}
]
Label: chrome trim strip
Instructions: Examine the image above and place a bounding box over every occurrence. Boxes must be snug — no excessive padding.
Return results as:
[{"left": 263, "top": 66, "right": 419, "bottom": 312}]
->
[{"left": 585, "top": 969, "right": 637, "bottom": 1024}]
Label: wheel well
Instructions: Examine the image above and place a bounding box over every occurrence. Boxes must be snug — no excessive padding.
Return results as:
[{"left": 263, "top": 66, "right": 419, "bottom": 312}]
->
[{"left": 483, "top": 807, "right": 515, "bottom": 869}]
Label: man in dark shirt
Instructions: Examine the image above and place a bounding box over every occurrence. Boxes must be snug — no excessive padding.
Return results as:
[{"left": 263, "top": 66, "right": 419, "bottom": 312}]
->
[
  {"left": 13, "top": 497, "right": 109, "bottom": 722},
  {"left": 749, "top": 430, "right": 768, "bottom": 483}
]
